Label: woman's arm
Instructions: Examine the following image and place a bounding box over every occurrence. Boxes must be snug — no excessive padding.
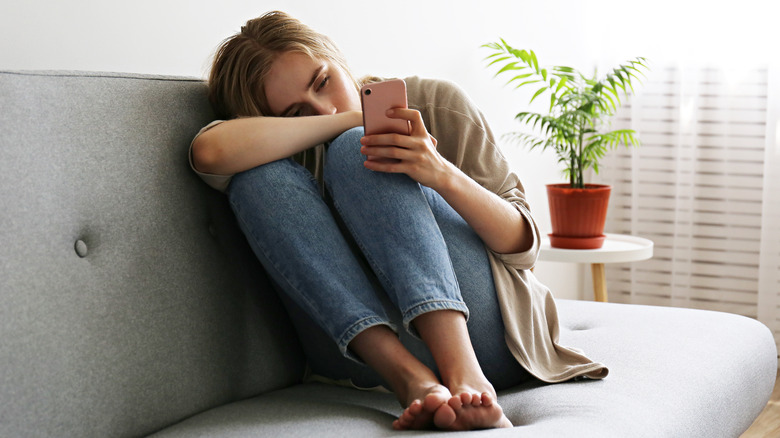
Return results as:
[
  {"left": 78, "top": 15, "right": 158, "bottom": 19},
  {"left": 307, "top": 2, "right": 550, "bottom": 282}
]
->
[
  {"left": 433, "top": 163, "right": 534, "bottom": 255},
  {"left": 360, "top": 108, "right": 533, "bottom": 254},
  {"left": 192, "top": 110, "right": 363, "bottom": 175}
]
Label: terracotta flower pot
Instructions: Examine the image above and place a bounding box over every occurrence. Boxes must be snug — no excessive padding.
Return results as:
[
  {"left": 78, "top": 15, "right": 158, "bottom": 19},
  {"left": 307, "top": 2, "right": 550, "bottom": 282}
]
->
[{"left": 546, "top": 183, "right": 611, "bottom": 249}]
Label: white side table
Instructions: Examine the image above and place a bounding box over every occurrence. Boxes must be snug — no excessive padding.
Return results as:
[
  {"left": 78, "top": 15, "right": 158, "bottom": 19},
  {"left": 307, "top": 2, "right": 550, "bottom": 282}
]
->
[{"left": 538, "top": 233, "right": 653, "bottom": 302}]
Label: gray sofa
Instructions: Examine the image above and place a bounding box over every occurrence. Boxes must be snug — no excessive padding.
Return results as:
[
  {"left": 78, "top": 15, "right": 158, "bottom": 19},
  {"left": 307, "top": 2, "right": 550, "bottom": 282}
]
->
[{"left": 1, "top": 70, "right": 776, "bottom": 438}]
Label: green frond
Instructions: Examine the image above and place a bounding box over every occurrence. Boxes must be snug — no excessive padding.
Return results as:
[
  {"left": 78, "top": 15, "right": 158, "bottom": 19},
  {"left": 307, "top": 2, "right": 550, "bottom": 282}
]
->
[
  {"left": 600, "top": 92, "right": 616, "bottom": 113},
  {"left": 486, "top": 56, "right": 512, "bottom": 68},
  {"left": 555, "top": 77, "right": 568, "bottom": 94},
  {"left": 508, "top": 72, "right": 534, "bottom": 81},
  {"left": 530, "top": 86, "right": 549, "bottom": 104},
  {"left": 483, "top": 40, "right": 649, "bottom": 186},
  {"left": 495, "top": 62, "right": 522, "bottom": 76},
  {"left": 530, "top": 50, "right": 540, "bottom": 72},
  {"left": 515, "top": 79, "right": 542, "bottom": 89}
]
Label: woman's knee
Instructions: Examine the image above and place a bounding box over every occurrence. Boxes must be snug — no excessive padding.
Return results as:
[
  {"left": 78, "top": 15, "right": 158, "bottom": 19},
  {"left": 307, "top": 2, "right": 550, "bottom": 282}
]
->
[
  {"left": 331, "top": 126, "right": 365, "bottom": 150},
  {"left": 326, "top": 126, "right": 365, "bottom": 170},
  {"left": 228, "top": 158, "right": 318, "bottom": 203}
]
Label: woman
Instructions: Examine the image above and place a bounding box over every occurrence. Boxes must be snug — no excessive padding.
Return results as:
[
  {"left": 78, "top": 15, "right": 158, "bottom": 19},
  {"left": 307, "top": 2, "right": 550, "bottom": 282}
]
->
[{"left": 190, "top": 11, "right": 607, "bottom": 431}]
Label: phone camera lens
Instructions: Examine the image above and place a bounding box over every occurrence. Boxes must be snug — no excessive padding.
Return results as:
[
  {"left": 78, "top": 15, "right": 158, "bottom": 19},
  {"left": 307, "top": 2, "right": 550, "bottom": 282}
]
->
[{"left": 364, "top": 89, "right": 372, "bottom": 96}]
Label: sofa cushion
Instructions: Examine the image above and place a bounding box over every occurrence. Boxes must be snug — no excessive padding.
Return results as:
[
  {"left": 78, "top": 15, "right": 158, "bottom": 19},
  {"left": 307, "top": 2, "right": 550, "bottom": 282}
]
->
[
  {"left": 150, "top": 300, "right": 777, "bottom": 437},
  {"left": 0, "top": 70, "right": 305, "bottom": 438}
]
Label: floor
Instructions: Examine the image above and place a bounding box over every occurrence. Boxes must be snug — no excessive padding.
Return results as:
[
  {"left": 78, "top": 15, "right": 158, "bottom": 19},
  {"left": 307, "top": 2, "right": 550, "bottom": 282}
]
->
[{"left": 741, "top": 369, "right": 780, "bottom": 437}]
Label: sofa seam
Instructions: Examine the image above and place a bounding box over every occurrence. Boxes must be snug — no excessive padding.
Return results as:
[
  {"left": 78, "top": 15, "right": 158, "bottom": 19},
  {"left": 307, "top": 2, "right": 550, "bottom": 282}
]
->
[{"left": 0, "top": 70, "right": 204, "bottom": 83}]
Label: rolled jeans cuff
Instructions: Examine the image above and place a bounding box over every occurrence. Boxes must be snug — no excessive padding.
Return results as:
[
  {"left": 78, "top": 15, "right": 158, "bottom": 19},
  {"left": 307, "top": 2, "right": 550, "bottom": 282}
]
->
[
  {"left": 402, "top": 299, "right": 471, "bottom": 340},
  {"left": 337, "top": 317, "right": 399, "bottom": 364}
]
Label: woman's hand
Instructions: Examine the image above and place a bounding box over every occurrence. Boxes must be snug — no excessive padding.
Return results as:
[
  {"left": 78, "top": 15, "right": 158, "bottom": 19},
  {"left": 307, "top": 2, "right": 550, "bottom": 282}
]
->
[
  {"left": 359, "top": 108, "right": 455, "bottom": 190},
  {"left": 360, "top": 107, "right": 533, "bottom": 254}
]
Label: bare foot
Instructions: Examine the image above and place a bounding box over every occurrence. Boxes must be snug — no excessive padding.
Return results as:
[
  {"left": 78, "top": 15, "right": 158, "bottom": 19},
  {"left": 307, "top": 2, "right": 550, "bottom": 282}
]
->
[
  {"left": 407, "top": 310, "right": 512, "bottom": 430},
  {"left": 392, "top": 385, "right": 451, "bottom": 430},
  {"left": 433, "top": 391, "right": 512, "bottom": 431}
]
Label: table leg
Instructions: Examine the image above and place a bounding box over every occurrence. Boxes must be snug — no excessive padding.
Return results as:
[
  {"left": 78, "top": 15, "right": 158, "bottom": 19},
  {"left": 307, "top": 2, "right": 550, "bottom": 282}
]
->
[{"left": 591, "top": 263, "right": 608, "bottom": 302}]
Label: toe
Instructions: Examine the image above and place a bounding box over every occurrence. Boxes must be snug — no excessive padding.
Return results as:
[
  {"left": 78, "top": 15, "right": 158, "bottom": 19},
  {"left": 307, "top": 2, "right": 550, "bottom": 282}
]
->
[
  {"left": 408, "top": 399, "right": 423, "bottom": 416},
  {"left": 422, "top": 393, "right": 447, "bottom": 413},
  {"left": 433, "top": 400, "right": 458, "bottom": 429},
  {"left": 448, "top": 395, "right": 464, "bottom": 409}
]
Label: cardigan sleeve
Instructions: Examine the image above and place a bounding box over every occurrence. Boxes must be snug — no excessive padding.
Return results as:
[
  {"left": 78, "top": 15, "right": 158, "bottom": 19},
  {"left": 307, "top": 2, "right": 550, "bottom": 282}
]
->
[
  {"left": 407, "top": 77, "right": 541, "bottom": 270},
  {"left": 188, "top": 120, "right": 234, "bottom": 193}
]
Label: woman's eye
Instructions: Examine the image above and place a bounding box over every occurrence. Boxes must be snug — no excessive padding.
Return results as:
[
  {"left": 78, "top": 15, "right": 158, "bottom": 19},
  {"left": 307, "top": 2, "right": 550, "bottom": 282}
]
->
[
  {"left": 284, "top": 106, "right": 302, "bottom": 117},
  {"left": 290, "top": 106, "right": 313, "bottom": 117},
  {"left": 318, "top": 76, "right": 330, "bottom": 90}
]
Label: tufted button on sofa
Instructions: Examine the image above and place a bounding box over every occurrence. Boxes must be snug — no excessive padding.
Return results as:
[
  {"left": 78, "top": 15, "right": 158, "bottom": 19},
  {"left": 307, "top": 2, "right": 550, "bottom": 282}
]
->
[{"left": 1, "top": 70, "right": 776, "bottom": 438}]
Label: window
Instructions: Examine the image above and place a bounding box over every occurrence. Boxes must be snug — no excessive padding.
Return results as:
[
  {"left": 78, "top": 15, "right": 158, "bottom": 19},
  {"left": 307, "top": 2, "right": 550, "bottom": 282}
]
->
[{"left": 599, "top": 64, "right": 780, "bottom": 351}]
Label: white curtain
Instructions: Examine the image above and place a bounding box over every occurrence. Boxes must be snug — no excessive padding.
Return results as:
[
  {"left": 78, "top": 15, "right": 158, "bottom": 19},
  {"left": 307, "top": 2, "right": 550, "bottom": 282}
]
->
[
  {"left": 599, "top": 62, "right": 780, "bottom": 353},
  {"left": 757, "top": 64, "right": 780, "bottom": 351}
]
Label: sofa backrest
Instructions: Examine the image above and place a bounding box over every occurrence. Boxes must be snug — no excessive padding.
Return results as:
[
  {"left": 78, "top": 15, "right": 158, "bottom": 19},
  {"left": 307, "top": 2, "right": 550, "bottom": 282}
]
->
[{"left": 0, "top": 71, "right": 305, "bottom": 437}]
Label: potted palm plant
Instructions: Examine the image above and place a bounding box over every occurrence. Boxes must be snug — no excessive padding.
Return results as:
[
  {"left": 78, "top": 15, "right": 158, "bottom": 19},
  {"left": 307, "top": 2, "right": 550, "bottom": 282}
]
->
[{"left": 483, "top": 39, "right": 649, "bottom": 249}]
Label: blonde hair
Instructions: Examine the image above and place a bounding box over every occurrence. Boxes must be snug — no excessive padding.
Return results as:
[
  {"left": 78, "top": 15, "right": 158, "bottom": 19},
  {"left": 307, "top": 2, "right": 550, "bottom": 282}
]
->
[{"left": 208, "top": 11, "right": 358, "bottom": 119}]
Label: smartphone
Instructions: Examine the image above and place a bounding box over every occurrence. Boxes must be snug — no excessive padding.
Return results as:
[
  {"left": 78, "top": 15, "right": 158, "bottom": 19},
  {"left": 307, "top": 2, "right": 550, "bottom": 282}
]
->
[{"left": 360, "top": 79, "right": 410, "bottom": 136}]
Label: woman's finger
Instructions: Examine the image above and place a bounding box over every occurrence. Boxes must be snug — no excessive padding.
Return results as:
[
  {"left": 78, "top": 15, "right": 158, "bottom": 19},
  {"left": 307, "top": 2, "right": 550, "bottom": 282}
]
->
[
  {"left": 360, "top": 132, "right": 412, "bottom": 149},
  {"left": 386, "top": 108, "right": 427, "bottom": 137},
  {"left": 361, "top": 144, "right": 413, "bottom": 161}
]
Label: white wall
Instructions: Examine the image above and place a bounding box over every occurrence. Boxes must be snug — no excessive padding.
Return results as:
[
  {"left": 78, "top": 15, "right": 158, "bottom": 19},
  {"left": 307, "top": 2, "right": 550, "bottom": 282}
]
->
[{"left": 3, "top": 0, "right": 775, "bottom": 301}]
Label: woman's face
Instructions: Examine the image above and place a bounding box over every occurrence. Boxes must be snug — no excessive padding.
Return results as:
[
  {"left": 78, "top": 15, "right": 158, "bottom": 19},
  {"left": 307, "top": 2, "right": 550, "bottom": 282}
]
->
[{"left": 264, "top": 51, "right": 361, "bottom": 117}]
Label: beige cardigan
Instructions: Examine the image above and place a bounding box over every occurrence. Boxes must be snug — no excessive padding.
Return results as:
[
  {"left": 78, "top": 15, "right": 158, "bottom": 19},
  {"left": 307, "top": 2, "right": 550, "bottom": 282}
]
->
[{"left": 190, "top": 76, "right": 608, "bottom": 383}]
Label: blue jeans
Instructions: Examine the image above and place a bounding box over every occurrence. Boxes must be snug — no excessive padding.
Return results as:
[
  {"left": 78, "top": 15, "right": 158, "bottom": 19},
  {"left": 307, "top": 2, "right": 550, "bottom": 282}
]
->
[{"left": 227, "top": 127, "right": 530, "bottom": 390}]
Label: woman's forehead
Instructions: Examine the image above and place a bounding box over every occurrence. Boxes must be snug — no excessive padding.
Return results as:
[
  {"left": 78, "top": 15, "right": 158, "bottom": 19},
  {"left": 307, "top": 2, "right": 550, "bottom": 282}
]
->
[{"left": 265, "top": 52, "right": 324, "bottom": 113}]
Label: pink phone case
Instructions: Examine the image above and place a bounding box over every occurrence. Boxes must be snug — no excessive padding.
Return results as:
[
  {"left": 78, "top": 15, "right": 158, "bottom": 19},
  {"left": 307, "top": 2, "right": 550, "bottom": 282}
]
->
[{"left": 360, "top": 79, "right": 410, "bottom": 135}]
